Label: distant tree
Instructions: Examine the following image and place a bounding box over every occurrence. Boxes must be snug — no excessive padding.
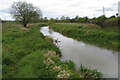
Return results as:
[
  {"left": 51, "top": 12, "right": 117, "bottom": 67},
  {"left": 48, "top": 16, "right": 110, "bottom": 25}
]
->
[
  {"left": 110, "top": 15, "right": 116, "bottom": 18},
  {"left": 50, "top": 18, "right": 55, "bottom": 22},
  {"left": 60, "top": 16, "right": 66, "bottom": 20},
  {"left": 44, "top": 17, "right": 48, "bottom": 20},
  {"left": 66, "top": 16, "right": 70, "bottom": 20},
  {"left": 83, "top": 17, "right": 89, "bottom": 23},
  {"left": 74, "top": 15, "right": 79, "bottom": 22},
  {"left": 43, "top": 17, "right": 48, "bottom": 22},
  {"left": 47, "top": 18, "right": 56, "bottom": 25},
  {"left": 96, "top": 15, "right": 106, "bottom": 28},
  {"left": 55, "top": 17, "right": 59, "bottom": 20},
  {"left": 75, "top": 15, "right": 79, "bottom": 19},
  {"left": 55, "top": 17, "right": 59, "bottom": 23},
  {"left": 60, "top": 16, "right": 66, "bottom": 23},
  {"left": 10, "top": 1, "right": 42, "bottom": 27},
  {"left": 65, "top": 16, "right": 70, "bottom": 23},
  {"left": 70, "top": 18, "right": 75, "bottom": 23}
]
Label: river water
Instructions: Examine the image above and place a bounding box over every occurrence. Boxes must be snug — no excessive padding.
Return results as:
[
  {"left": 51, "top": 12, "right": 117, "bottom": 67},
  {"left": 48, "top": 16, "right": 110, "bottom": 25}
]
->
[{"left": 40, "top": 26, "right": 118, "bottom": 78}]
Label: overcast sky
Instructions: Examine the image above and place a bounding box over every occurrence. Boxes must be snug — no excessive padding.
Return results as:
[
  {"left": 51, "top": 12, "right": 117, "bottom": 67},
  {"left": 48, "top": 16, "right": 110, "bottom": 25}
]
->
[{"left": 0, "top": 0, "right": 119, "bottom": 20}]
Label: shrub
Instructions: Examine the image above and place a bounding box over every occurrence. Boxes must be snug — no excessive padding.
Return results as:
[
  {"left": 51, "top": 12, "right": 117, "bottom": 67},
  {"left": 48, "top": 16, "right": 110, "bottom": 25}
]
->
[{"left": 104, "top": 18, "right": 118, "bottom": 27}]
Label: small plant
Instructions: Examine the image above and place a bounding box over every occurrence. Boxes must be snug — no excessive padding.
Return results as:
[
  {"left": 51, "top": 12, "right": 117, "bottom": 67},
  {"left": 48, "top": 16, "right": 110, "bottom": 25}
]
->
[
  {"left": 64, "top": 60, "right": 76, "bottom": 70},
  {"left": 79, "top": 64, "right": 103, "bottom": 79}
]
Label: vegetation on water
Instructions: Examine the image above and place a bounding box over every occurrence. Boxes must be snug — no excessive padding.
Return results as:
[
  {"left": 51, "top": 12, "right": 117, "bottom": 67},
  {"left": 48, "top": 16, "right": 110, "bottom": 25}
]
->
[
  {"left": 2, "top": 22, "right": 102, "bottom": 79},
  {"left": 50, "top": 23, "right": 120, "bottom": 51}
]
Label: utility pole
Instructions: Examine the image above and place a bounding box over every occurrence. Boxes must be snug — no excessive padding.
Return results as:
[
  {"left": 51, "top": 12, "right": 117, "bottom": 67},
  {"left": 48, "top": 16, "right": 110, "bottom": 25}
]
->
[
  {"left": 103, "top": 7, "right": 105, "bottom": 16},
  {"left": 118, "top": 1, "right": 120, "bottom": 17},
  {"left": 93, "top": 13, "right": 95, "bottom": 18}
]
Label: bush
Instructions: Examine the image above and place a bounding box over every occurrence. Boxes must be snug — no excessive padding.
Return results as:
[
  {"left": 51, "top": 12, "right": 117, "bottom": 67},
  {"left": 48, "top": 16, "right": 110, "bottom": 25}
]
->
[{"left": 104, "top": 18, "right": 118, "bottom": 27}]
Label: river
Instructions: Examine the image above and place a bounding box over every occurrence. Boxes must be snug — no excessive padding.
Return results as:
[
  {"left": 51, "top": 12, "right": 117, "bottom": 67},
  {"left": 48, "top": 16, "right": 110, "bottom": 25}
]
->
[{"left": 40, "top": 26, "right": 118, "bottom": 78}]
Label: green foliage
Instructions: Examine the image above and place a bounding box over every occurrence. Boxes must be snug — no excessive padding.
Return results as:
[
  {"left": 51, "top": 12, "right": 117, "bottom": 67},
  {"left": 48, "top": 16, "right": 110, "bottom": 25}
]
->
[
  {"left": 94, "top": 15, "right": 106, "bottom": 28},
  {"left": 79, "top": 65, "right": 103, "bottom": 79},
  {"left": 47, "top": 18, "right": 56, "bottom": 25},
  {"left": 2, "top": 22, "right": 60, "bottom": 78},
  {"left": 39, "top": 15, "right": 118, "bottom": 29},
  {"left": 50, "top": 23, "right": 120, "bottom": 51},
  {"left": 15, "top": 51, "right": 56, "bottom": 78},
  {"left": 104, "top": 18, "right": 118, "bottom": 27},
  {"left": 3, "top": 22, "right": 103, "bottom": 78},
  {"left": 64, "top": 60, "right": 76, "bottom": 70},
  {"left": 89, "top": 15, "right": 118, "bottom": 28},
  {"left": 10, "top": 1, "right": 42, "bottom": 27},
  {"left": 3, "top": 53, "right": 15, "bottom": 66},
  {"left": 38, "top": 24, "right": 47, "bottom": 27}
]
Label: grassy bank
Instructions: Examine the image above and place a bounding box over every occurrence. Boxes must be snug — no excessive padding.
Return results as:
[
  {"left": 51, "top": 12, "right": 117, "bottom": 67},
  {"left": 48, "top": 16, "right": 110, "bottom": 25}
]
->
[
  {"left": 50, "top": 23, "right": 120, "bottom": 52},
  {"left": 2, "top": 22, "right": 102, "bottom": 79}
]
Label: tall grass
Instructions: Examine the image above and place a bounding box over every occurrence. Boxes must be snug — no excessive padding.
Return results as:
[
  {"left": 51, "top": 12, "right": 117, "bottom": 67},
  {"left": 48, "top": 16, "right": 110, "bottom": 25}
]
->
[
  {"left": 2, "top": 22, "right": 62, "bottom": 78},
  {"left": 50, "top": 23, "right": 120, "bottom": 51},
  {"left": 2, "top": 22, "right": 102, "bottom": 79}
]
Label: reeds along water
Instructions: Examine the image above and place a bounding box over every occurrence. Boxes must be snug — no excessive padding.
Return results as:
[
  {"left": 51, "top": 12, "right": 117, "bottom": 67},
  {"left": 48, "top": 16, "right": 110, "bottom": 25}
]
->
[{"left": 40, "top": 26, "right": 118, "bottom": 78}]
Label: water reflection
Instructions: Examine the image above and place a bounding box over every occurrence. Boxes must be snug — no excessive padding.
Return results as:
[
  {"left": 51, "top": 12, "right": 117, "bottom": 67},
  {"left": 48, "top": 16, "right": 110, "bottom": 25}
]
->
[{"left": 40, "top": 26, "right": 118, "bottom": 78}]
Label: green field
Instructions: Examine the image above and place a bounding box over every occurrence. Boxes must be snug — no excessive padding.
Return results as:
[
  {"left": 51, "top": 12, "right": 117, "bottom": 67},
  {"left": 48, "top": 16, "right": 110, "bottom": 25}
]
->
[
  {"left": 2, "top": 22, "right": 102, "bottom": 78},
  {"left": 50, "top": 23, "right": 120, "bottom": 52}
]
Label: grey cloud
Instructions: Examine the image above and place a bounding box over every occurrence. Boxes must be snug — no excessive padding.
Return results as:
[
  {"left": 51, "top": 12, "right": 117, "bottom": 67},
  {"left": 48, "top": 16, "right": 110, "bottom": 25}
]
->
[
  {"left": 111, "top": 3, "right": 118, "bottom": 6},
  {"left": 95, "top": 7, "right": 118, "bottom": 11},
  {"left": 0, "top": 0, "right": 119, "bottom": 20},
  {"left": 0, "top": 8, "right": 10, "bottom": 13},
  {"left": 70, "top": 3, "right": 80, "bottom": 7}
]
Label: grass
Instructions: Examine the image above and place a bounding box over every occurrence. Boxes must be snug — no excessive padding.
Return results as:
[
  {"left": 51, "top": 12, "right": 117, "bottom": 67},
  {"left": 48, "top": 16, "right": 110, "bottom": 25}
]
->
[
  {"left": 2, "top": 22, "right": 102, "bottom": 79},
  {"left": 50, "top": 23, "right": 120, "bottom": 52},
  {"left": 79, "top": 65, "right": 102, "bottom": 79}
]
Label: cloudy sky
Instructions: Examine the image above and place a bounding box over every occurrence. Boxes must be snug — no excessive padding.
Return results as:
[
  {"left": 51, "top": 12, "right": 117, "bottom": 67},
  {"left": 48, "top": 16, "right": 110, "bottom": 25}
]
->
[{"left": 0, "top": 0, "right": 119, "bottom": 20}]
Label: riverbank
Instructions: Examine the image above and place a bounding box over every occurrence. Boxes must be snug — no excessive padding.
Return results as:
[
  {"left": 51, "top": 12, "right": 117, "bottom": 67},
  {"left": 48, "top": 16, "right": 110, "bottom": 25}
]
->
[
  {"left": 50, "top": 23, "right": 120, "bottom": 52},
  {"left": 2, "top": 22, "right": 102, "bottom": 78}
]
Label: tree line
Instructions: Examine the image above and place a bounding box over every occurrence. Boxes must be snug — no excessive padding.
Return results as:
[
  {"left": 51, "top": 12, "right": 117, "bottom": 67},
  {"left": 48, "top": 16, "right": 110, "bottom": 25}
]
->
[
  {"left": 5, "top": 1, "right": 119, "bottom": 28},
  {"left": 41, "top": 15, "right": 119, "bottom": 28}
]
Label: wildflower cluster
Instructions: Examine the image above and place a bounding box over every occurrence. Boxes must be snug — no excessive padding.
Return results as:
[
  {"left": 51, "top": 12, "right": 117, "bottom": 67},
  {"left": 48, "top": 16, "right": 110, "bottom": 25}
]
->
[
  {"left": 43, "top": 51, "right": 71, "bottom": 78},
  {"left": 44, "top": 51, "right": 59, "bottom": 58},
  {"left": 57, "top": 70, "right": 71, "bottom": 78}
]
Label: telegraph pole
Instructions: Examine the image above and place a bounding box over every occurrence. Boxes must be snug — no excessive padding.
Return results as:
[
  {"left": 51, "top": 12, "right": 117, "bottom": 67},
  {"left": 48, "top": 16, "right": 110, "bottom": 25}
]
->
[
  {"left": 103, "top": 7, "right": 105, "bottom": 16},
  {"left": 93, "top": 13, "right": 95, "bottom": 18},
  {"left": 118, "top": 1, "right": 120, "bottom": 17}
]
